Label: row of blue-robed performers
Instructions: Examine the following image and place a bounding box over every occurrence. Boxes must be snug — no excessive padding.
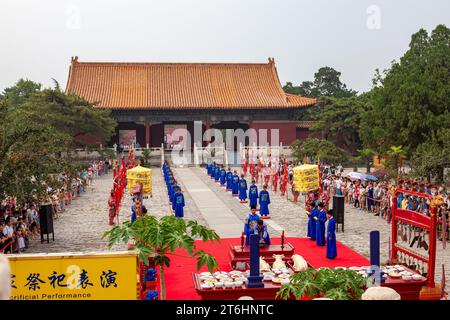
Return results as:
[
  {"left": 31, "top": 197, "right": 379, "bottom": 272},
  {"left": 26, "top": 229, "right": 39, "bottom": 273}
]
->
[
  {"left": 162, "top": 162, "right": 185, "bottom": 218},
  {"left": 206, "top": 163, "right": 272, "bottom": 249},
  {"left": 242, "top": 199, "right": 337, "bottom": 259},
  {"left": 206, "top": 163, "right": 271, "bottom": 216},
  {"left": 207, "top": 162, "right": 337, "bottom": 260},
  {"left": 305, "top": 200, "right": 337, "bottom": 259}
]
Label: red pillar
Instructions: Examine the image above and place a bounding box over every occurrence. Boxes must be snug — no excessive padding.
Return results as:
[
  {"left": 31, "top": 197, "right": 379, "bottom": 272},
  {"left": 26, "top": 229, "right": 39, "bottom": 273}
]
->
[{"left": 145, "top": 122, "right": 151, "bottom": 147}]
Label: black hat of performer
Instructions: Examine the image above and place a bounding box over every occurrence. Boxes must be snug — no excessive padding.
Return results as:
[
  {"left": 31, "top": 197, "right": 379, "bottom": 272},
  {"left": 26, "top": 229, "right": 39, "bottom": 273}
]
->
[
  {"left": 327, "top": 209, "right": 334, "bottom": 216},
  {"left": 318, "top": 202, "right": 325, "bottom": 208},
  {"left": 257, "top": 219, "right": 264, "bottom": 226},
  {"left": 250, "top": 205, "right": 257, "bottom": 210}
]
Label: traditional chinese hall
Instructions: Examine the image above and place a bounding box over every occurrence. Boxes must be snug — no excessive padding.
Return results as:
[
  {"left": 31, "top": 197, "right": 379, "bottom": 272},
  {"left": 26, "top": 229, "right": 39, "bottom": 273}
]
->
[{"left": 65, "top": 57, "right": 316, "bottom": 149}]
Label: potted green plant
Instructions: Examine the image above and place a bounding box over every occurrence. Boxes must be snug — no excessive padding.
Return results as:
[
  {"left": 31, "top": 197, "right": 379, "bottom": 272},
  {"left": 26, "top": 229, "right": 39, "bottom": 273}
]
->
[
  {"left": 141, "top": 148, "right": 152, "bottom": 166},
  {"left": 103, "top": 215, "right": 220, "bottom": 299},
  {"left": 276, "top": 268, "right": 367, "bottom": 300}
]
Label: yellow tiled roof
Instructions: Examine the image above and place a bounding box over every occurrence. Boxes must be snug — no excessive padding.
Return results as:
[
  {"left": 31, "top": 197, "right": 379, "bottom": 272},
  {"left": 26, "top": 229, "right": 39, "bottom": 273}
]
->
[{"left": 66, "top": 57, "right": 317, "bottom": 110}]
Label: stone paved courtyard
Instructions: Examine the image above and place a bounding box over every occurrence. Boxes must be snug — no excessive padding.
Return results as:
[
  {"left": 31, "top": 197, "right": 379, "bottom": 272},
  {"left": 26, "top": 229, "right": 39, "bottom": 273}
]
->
[
  {"left": 26, "top": 165, "right": 449, "bottom": 284},
  {"left": 27, "top": 168, "right": 172, "bottom": 253}
]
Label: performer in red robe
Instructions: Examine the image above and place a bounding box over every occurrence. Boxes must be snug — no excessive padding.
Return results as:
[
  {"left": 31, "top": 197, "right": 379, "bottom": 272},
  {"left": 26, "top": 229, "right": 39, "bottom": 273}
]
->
[
  {"left": 242, "top": 158, "right": 249, "bottom": 177},
  {"left": 280, "top": 161, "right": 288, "bottom": 196},
  {"left": 108, "top": 190, "right": 117, "bottom": 225},
  {"left": 272, "top": 167, "right": 279, "bottom": 193},
  {"left": 249, "top": 150, "right": 255, "bottom": 181},
  {"left": 291, "top": 182, "right": 299, "bottom": 202},
  {"left": 263, "top": 164, "right": 271, "bottom": 186}
]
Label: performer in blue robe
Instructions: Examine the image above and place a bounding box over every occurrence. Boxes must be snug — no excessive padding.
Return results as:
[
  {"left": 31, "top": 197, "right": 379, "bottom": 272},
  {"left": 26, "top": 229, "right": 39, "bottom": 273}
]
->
[
  {"left": 168, "top": 179, "right": 175, "bottom": 203},
  {"left": 326, "top": 210, "right": 337, "bottom": 259},
  {"left": 231, "top": 171, "right": 240, "bottom": 195},
  {"left": 226, "top": 169, "right": 233, "bottom": 191},
  {"left": 162, "top": 163, "right": 167, "bottom": 177},
  {"left": 171, "top": 180, "right": 178, "bottom": 200},
  {"left": 256, "top": 220, "right": 270, "bottom": 245},
  {"left": 248, "top": 180, "right": 258, "bottom": 208},
  {"left": 171, "top": 184, "right": 180, "bottom": 211},
  {"left": 315, "top": 202, "right": 327, "bottom": 246},
  {"left": 238, "top": 175, "right": 248, "bottom": 201},
  {"left": 306, "top": 202, "right": 317, "bottom": 241},
  {"left": 219, "top": 167, "right": 227, "bottom": 185},
  {"left": 166, "top": 178, "right": 172, "bottom": 196},
  {"left": 164, "top": 172, "right": 169, "bottom": 185},
  {"left": 259, "top": 185, "right": 271, "bottom": 216},
  {"left": 163, "top": 164, "right": 169, "bottom": 184},
  {"left": 244, "top": 206, "right": 261, "bottom": 245},
  {"left": 131, "top": 197, "right": 137, "bottom": 223},
  {"left": 174, "top": 189, "right": 185, "bottom": 218},
  {"left": 210, "top": 163, "right": 216, "bottom": 179},
  {"left": 214, "top": 166, "right": 220, "bottom": 182},
  {"left": 207, "top": 163, "right": 212, "bottom": 176}
]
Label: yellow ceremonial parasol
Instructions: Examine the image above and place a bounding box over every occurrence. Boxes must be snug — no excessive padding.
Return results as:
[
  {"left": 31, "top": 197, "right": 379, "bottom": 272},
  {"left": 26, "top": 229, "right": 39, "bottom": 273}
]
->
[
  {"left": 293, "top": 164, "right": 320, "bottom": 193},
  {"left": 126, "top": 165, "right": 153, "bottom": 196}
]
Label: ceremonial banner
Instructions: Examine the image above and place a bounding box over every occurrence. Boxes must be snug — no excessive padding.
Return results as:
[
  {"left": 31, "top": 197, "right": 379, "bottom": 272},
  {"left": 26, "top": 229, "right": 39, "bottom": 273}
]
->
[{"left": 8, "top": 251, "right": 138, "bottom": 300}]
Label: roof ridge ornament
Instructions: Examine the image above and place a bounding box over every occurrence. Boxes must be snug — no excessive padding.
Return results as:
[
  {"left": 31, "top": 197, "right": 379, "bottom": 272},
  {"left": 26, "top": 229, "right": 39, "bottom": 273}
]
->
[
  {"left": 71, "top": 56, "right": 79, "bottom": 64},
  {"left": 268, "top": 57, "right": 275, "bottom": 64}
]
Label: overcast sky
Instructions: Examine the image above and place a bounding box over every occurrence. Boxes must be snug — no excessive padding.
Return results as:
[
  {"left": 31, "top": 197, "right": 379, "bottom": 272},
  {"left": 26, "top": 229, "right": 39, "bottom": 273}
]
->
[{"left": 1, "top": 0, "right": 449, "bottom": 93}]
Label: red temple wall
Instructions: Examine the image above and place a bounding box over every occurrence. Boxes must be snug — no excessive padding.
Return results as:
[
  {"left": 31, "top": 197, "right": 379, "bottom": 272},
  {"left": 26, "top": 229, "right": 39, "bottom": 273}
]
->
[
  {"left": 296, "top": 128, "right": 314, "bottom": 142},
  {"left": 250, "top": 122, "right": 298, "bottom": 146}
]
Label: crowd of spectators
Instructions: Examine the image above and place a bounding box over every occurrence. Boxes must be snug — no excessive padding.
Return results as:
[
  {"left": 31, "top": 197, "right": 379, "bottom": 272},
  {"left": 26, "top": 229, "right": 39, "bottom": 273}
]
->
[
  {"left": 319, "top": 172, "right": 449, "bottom": 241},
  {"left": 0, "top": 160, "right": 109, "bottom": 254}
]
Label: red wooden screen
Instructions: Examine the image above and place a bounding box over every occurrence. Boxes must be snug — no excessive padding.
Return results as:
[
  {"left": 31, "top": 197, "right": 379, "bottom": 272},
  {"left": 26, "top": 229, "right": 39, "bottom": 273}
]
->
[{"left": 391, "top": 188, "right": 437, "bottom": 288}]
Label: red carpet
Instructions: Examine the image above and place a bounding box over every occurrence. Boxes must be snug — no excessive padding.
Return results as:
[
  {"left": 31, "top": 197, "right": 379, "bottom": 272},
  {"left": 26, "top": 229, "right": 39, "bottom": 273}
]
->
[{"left": 160, "top": 237, "right": 369, "bottom": 300}]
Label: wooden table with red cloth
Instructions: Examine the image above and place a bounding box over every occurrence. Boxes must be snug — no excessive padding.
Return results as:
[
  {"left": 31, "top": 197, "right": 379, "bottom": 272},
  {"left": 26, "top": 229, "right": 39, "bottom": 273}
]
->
[
  {"left": 229, "top": 243, "right": 295, "bottom": 269},
  {"left": 161, "top": 237, "right": 369, "bottom": 300},
  {"left": 380, "top": 266, "right": 427, "bottom": 300}
]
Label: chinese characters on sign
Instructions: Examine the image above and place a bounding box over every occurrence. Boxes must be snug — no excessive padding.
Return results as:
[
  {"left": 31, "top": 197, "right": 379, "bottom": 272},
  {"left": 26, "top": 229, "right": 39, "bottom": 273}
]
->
[
  {"left": 19, "top": 270, "right": 119, "bottom": 291},
  {"left": 100, "top": 270, "right": 118, "bottom": 288},
  {"left": 8, "top": 252, "right": 137, "bottom": 300}
]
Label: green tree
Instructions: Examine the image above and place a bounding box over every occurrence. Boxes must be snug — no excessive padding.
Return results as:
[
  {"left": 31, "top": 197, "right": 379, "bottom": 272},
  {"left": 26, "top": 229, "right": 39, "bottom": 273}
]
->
[
  {"left": 309, "top": 95, "right": 366, "bottom": 154},
  {"left": 360, "top": 24, "right": 450, "bottom": 155},
  {"left": 291, "top": 138, "right": 349, "bottom": 165},
  {"left": 98, "top": 147, "right": 116, "bottom": 162},
  {"left": 0, "top": 79, "right": 116, "bottom": 202},
  {"left": 357, "top": 148, "right": 376, "bottom": 173},
  {"left": 1, "top": 79, "right": 42, "bottom": 107},
  {"left": 411, "top": 132, "right": 450, "bottom": 182},
  {"left": 386, "top": 145, "right": 406, "bottom": 178},
  {"left": 283, "top": 66, "right": 357, "bottom": 100},
  {"left": 141, "top": 148, "right": 152, "bottom": 166},
  {"left": 283, "top": 81, "right": 315, "bottom": 97},
  {"left": 312, "top": 67, "right": 357, "bottom": 98},
  {"left": 103, "top": 215, "right": 220, "bottom": 300}
]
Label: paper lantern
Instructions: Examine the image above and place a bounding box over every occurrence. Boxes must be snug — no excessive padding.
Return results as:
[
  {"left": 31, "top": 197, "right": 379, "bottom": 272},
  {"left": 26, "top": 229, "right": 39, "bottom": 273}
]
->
[
  {"left": 293, "top": 164, "right": 320, "bottom": 192},
  {"left": 126, "top": 165, "right": 152, "bottom": 196}
]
